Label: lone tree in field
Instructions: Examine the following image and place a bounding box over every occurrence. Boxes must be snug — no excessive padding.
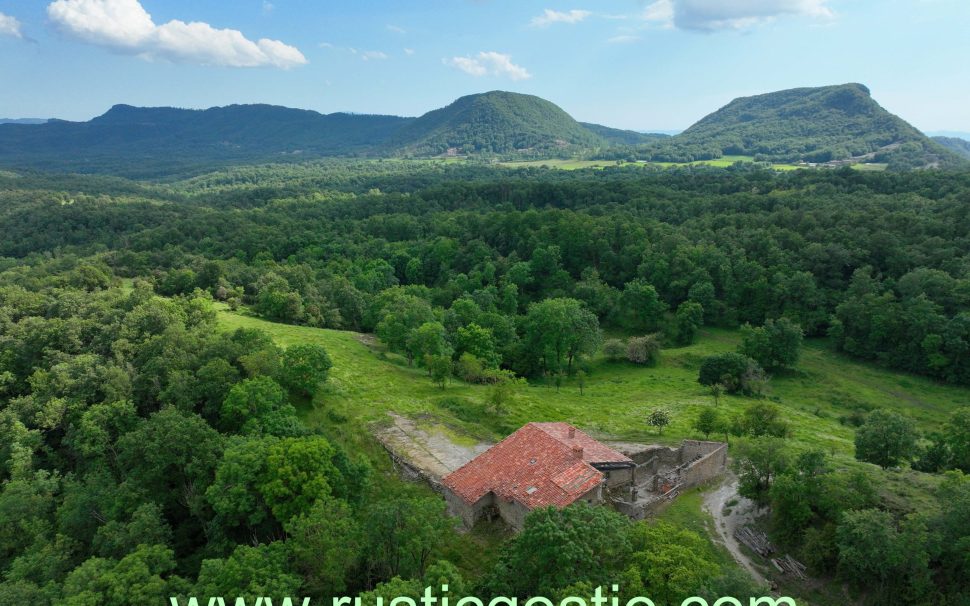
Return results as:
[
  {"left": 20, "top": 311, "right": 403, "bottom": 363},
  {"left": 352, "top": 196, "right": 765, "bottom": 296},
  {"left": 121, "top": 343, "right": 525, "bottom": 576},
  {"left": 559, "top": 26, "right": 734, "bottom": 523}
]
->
[
  {"left": 648, "top": 408, "right": 672, "bottom": 435},
  {"left": 709, "top": 382, "right": 724, "bottom": 407},
  {"left": 694, "top": 407, "right": 721, "bottom": 439},
  {"left": 854, "top": 409, "right": 919, "bottom": 468},
  {"left": 428, "top": 355, "right": 452, "bottom": 390}
]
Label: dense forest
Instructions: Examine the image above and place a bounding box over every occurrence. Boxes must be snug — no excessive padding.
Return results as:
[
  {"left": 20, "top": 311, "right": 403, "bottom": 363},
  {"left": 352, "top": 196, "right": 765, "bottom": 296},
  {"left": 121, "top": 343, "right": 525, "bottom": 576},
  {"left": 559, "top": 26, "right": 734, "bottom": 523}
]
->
[
  {"left": 1, "top": 161, "right": 970, "bottom": 604},
  {"left": 3, "top": 163, "right": 969, "bottom": 385}
]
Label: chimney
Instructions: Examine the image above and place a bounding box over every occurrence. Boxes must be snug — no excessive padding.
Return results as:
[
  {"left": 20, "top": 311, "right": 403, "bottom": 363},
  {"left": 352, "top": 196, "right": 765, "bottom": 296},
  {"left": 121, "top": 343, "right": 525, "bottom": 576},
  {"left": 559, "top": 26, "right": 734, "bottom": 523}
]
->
[
  {"left": 572, "top": 445, "right": 584, "bottom": 459},
  {"left": 568, "top": 426, "right": 576, "bottom": 439}
]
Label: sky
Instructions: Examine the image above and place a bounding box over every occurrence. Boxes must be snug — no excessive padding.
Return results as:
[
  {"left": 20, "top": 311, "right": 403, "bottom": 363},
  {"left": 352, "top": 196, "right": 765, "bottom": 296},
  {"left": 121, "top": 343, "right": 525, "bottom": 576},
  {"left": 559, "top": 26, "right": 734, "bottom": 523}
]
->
[{"left": 0, "top": 0, "right": 967, "bottom": 132}]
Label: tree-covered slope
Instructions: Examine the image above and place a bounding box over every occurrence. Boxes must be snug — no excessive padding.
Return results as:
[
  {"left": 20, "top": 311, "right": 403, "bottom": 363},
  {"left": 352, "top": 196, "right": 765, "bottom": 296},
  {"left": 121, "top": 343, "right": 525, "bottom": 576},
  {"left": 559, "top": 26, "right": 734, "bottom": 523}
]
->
[
  {"left": 0, "top": 104, "right": 412, "bottom": 175},
  {"left": 388, "top": 91, "right": 605, "bottom": 156},
  {"left": 642, "top": 83, "right": 964, "bottom": 167},
  {"left": 579, "top": 122, "right": 669, "bottom": 146},
  {"left": 933, "top": 136, "right": 970, "bottom": 159}
]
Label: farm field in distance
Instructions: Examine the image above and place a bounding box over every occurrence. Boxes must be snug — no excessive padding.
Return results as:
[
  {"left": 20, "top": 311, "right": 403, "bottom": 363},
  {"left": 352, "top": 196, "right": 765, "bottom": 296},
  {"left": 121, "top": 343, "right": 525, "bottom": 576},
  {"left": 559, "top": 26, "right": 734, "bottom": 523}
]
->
[{"left": 496, "top": 155, "right": 884, "bottom": 172}]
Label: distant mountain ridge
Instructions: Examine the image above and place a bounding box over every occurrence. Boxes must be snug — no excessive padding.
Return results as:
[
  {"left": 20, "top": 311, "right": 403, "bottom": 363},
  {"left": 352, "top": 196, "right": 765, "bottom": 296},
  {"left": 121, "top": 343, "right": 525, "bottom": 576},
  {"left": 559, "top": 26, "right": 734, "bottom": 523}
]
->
[
  {"left": 0, "top": 92, "right": 642, "bottom": 174},
  {"left": 0, "top": 85, "right": 964, "bottom": 175},
  {"left": 0, "top": 118, "right": 47, "bottom": 125},
  {"left": 933, "top": 136, "right": 970, "bottom": 159},
  {"left": 628, "top": 83, "right": 961, "bottom": 169}
]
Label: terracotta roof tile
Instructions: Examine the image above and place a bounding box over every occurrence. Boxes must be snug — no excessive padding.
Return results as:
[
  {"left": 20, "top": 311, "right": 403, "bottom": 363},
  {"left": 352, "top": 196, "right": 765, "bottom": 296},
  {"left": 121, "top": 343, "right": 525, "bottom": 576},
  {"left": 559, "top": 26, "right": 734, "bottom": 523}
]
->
[{"left": 442, "top": 423, "right": 632, "bottom": 510}]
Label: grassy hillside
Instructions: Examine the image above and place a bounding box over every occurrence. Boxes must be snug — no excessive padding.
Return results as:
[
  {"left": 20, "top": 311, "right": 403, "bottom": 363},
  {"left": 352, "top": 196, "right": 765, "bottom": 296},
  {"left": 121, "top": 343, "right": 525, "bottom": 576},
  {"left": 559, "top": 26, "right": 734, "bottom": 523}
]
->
[
  {"left": 389, "top": 91, "right": 605, "bottom": 156},
  {"left": 217, "top": 308, "right": 965, "bottom": 466}
]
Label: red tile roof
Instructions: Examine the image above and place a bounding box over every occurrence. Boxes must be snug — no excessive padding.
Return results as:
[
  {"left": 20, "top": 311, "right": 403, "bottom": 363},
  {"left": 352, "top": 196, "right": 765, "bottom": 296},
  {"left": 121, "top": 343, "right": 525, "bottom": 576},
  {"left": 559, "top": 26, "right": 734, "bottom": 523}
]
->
[{"left": 442, "top": 422, "right": 633, "bottom": 509}]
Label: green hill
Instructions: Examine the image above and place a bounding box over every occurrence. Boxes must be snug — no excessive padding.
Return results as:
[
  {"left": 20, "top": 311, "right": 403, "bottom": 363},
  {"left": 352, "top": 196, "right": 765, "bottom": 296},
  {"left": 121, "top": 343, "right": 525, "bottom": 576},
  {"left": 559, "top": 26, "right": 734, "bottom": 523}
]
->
[
  {"left": 388, "top": 91, "right": 605, "bottom": 156},
  {"left": 642, "top": 83, "right": 963, "bottom": 168},
  {"left": 0, "top": 104, "right": 412, "bottom": 176},
  {"left": 933, "top": 136, "right": 970, "bottom": 159}
]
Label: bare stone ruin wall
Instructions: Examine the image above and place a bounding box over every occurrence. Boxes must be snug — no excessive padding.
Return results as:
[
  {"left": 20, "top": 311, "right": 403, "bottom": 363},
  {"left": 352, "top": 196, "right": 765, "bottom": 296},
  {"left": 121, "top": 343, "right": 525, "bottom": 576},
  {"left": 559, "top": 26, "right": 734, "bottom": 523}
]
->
[
  {"left": 677, "top": 440, "right": 728, "bottom": 490},
  {"left": 611, "top": 440, "right": 727, "bottom": 520}
]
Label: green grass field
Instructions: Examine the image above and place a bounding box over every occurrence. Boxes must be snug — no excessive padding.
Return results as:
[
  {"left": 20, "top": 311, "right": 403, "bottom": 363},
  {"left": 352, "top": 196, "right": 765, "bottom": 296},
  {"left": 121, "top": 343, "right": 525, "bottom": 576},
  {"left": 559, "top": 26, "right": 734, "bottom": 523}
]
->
[
  {"left": 216, "top": 308, "right": 966, "bottom": 465},
  {"left": 499, "top": 159, "right": 641, "bottom": 170},
  {"left": 498, "top": 156, "right": 887, "bottom": 173}
]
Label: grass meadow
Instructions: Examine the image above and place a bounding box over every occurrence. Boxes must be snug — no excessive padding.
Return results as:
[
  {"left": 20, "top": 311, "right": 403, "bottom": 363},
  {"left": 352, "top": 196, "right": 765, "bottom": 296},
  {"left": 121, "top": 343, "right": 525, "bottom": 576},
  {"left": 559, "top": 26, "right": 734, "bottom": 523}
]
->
[{"left": 217, "top": 308, "right": 966, "bottom": 466}]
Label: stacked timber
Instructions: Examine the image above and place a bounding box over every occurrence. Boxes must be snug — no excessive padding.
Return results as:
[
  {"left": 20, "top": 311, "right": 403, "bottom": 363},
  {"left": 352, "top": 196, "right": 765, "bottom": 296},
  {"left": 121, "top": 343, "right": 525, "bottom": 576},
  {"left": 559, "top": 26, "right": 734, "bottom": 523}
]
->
[
  {"left": 771, "top": 554, "right": 808, "bottom": 580},
  {"left": 734, "top": 526, "right": 774, "bottom": 557}
]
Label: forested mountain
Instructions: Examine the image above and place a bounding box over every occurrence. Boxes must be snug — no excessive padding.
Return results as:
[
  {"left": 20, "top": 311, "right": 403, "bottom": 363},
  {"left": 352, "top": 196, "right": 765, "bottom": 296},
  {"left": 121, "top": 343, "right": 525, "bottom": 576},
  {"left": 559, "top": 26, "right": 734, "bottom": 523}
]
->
[
  {"left": 0, "top": 85, "right": 965, "bottom": 176},
  {"left": 579, "top": 122, "right": 669, "bottom": 146},
  {"left": 0, "top": 104, "right": 411, "bottom": 176},
  {"left": 389, "top": 91, "right": 605, "bottom": 155},
  {"left": 0, "top": 92, "right": 616, "bottom": 173},
  {"left": 611, "top": 83, "right": 963, "bottom": 168},
  {"left": 934, "top": 136, "right": 970, "bottom": 159}
]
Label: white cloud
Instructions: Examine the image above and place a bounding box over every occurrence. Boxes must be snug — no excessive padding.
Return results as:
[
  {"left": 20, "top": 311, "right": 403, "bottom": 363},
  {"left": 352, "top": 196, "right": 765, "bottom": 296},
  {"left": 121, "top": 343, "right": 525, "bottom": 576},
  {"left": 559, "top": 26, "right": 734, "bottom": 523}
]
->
[
  {"left": 642, "top": 0, "right": 674, "bottom": 25},
  {"left": 403, "top": 47, "right": 415, "bottom": 55},
  {"left": 642, "top": 0, "right": 833, "bottom": 31},
  {"left": 444, "top": 51, "right": 531, "bottom": 81},
  {"left": 607, "top": 34, "right": 640, "bottom": 44},
  {"left": 360, "top": 50, "right": 388, "bottom": 61},
  {"left": 530, "top": 8, "right": 591, "bottom": 27},
  {"left": 262, "top": 1, "right": 274, "bottom": 14},
  {"left": 0, "top": 11, "right": 22, "bottom": 38},
  {"left": 386, "top": 24, "right": 406, "bottom": 34},
  {"left": 46, "top": 0, "right": 307, "bottom": 68}
]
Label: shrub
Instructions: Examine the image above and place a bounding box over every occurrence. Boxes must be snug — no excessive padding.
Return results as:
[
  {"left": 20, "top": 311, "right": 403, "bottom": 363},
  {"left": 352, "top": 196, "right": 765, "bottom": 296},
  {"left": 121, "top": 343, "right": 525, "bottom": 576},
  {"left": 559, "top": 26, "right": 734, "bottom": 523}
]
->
[
  {"left": 626, "top": 335, "right": 661, "bottom": 366},
  {"left": 602, "top": 338, "right": 626, "bottom": 361},
  {"left": 698, "top": 352, "right": 766, "bottom": 396}
]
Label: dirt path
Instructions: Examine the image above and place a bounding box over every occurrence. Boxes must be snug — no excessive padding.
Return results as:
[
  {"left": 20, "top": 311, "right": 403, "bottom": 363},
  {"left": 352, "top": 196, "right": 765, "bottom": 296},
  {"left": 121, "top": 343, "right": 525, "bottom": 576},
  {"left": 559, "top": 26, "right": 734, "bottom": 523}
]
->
[{"left": 702, "top": 471, "right": 768, "bottom": 586}]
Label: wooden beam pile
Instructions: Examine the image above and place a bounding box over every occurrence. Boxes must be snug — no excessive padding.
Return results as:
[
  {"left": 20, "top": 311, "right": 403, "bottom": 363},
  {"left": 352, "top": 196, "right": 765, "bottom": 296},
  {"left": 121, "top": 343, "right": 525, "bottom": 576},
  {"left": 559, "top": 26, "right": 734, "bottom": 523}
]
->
[
  {"left": 734, "top": 526, "right": 774, "bottom": 557},
  {"left": 771, "top": 554, "right": 808, "bottom": 580}
]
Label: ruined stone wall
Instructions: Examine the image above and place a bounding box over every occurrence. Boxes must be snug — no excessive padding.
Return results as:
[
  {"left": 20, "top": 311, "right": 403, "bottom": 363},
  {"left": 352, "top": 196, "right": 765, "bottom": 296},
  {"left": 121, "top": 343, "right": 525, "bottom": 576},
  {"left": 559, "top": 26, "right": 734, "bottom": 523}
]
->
[
  {"left": 604, "top": 467, "right": 634, "bottom": 487},
  {"left": 679, "top": 441, "right": 728, "bottom": 489},
  {"left": 629, "top": 446, "right": 680, "bottom": 467},
  {"left": 680, "top": 440, "right": 725, "bottom": 461}
]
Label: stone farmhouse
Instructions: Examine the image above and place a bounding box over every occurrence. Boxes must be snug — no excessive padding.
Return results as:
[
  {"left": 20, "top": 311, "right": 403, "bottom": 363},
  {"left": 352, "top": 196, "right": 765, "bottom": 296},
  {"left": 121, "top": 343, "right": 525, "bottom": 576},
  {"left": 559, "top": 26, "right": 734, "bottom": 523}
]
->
[{"left": 441, "top": 422, "right": 726, "bottom": 530}]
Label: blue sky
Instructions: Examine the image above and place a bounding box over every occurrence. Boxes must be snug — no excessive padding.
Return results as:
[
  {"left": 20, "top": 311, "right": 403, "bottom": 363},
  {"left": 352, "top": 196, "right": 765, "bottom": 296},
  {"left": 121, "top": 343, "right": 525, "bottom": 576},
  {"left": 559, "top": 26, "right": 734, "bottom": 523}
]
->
[{"left": 0, "top": 0, "right": 967, "bottom": 131}]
